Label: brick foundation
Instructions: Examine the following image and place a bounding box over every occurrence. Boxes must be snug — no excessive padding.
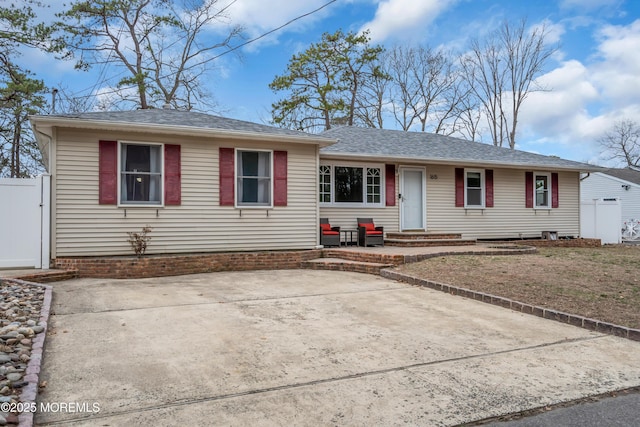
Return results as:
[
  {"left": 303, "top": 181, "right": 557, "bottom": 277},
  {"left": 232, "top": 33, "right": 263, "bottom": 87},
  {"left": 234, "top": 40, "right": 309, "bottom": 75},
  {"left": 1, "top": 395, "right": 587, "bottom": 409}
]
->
[
  {"left": 54, "top": 250, "right": 323, "bottom": 279},
  {"left": 54, "top": 246, "right": 539, "bottom": 279}
]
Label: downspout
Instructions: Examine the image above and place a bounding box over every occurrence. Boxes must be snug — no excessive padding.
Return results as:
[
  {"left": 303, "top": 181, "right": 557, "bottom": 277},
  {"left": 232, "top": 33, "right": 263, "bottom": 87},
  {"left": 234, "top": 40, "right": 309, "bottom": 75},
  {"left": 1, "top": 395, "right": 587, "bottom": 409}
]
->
[{"left": 579, "top": 172, "right": 590, "bottom": 181}]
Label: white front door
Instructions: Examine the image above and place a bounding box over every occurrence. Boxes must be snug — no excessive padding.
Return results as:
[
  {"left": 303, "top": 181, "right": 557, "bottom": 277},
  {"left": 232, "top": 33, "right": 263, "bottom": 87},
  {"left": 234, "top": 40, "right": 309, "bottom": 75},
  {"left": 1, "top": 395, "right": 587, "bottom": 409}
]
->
[{"left": 400, "top": 168, "right": 426, "bottom": 231}]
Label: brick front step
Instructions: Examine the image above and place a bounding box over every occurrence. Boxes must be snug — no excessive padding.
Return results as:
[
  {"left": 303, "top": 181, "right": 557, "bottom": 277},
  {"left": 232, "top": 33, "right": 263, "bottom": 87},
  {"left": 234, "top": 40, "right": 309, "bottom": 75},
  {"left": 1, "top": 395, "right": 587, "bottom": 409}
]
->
[
  {"left": 301, "top": 258, "right": 394, "bottom": 275},
  {"left": 385, "top": 232, "right": 462, "bottom": 240},
  {"left": 385, "top": 238, "right": 476, "bottom": 247},
  {"left": 322, "top": 249, "right": 405, "bottom": 266},
  {"left": 13, "top": 269, "right": 79, "bottom": 283}
]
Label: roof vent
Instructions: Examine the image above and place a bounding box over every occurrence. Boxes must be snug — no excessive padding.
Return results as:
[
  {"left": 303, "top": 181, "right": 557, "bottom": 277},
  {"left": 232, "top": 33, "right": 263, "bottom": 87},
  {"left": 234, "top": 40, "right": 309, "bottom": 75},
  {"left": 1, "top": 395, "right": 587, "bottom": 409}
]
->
[{"left": 163, "top": 103, "right": 172, "bottom": 109}]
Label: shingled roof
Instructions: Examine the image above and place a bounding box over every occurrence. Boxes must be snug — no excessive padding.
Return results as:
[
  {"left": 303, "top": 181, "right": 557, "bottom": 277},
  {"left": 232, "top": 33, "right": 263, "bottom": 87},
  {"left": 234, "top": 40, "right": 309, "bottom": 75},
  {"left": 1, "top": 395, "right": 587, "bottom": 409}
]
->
[
  {"left": 320, "top": 126, "right": 599, "bottom": 172},
  {"left": 31, "top": 109, "right": 335, "bottom": 145},
  {"left": 600, "top": 168, "right": 640, "bottom": 186}
]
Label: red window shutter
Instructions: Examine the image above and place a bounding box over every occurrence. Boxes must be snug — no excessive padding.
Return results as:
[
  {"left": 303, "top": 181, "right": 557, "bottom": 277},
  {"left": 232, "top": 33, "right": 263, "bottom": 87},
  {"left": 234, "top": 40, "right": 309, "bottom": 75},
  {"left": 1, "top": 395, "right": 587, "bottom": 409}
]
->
[
  {"left": 551, "top": 172, "right": 559, "bottom": 208},
  {"left": 455, "top": 168, "right": 464, "bottom": 207},
  {"left": 219, "top": 147, "right": 235, "bottom": 206},
  {"left": 99, "top": 140, "right": 118, "bottom": 205},
  {"left": 525, "top": 171, "right": 534, "bottom": 208},
  {"left": 164, "top": 144, "right": 181, "bottom": 205},
  {"left": 485, "top": 169, "right": 494, "bottom": 208},
  {"left": 385, "top": 164, "right": 396, "bottom": 206},
  {"left": 273, "top": 151, "right": 288, "bottom": 206}
]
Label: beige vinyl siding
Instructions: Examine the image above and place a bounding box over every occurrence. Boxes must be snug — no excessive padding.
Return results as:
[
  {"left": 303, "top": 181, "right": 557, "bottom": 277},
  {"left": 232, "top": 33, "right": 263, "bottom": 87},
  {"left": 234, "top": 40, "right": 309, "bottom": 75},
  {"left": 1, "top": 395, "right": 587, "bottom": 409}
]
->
[
  {"left": 426, "top": 165, "right": 580, "bottom": 239},
  {"left": 318, "top": 162, "right": 580, "bottom": 239},
  {"left": 53, "top": 129, "right": 318, "bottom": 257}
]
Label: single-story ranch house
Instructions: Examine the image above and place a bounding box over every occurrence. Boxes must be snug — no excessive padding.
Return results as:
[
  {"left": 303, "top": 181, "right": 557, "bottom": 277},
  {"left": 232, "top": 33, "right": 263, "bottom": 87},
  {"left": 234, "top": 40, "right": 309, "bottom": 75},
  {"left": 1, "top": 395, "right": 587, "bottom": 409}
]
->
[{"left": 30, "top": 109, "right": 599, "bottom": 263}]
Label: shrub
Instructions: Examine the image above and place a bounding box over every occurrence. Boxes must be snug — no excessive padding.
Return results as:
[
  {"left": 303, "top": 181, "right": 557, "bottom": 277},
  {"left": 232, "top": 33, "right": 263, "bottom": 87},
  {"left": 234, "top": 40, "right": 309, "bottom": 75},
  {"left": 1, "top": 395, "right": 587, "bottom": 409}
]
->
[{"left": 127, "top": 226, "right": 152, "bottom": 257}]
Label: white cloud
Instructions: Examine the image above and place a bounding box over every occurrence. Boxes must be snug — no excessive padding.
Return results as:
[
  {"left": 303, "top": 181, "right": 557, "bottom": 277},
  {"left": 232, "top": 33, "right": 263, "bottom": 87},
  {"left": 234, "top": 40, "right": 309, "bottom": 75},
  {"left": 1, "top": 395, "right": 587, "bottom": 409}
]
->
[
  {"left": 359, "top": 0, "right": 458, "bottom": 43},
  {"left": 223, "top": 0, "right": 336, "bottom": 50},
  {"left": 521, "top": 60, "right": 599, "bottom": 138},
  {"left": 536, "top": 19, "right": 566, "bottom": 45},
  {"left": 591, "top": 19, "right": 640, "bottom": 107},
  {"left": 517, "top": 18, "right": 640, "bottom": 164}
]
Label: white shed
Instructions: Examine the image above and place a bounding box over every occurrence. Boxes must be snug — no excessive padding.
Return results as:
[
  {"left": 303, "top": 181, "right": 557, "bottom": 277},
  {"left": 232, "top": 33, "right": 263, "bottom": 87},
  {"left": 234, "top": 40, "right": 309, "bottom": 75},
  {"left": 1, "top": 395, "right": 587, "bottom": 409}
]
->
[{"left": 581, "top": 168, "right": 640, "bottom": 241}]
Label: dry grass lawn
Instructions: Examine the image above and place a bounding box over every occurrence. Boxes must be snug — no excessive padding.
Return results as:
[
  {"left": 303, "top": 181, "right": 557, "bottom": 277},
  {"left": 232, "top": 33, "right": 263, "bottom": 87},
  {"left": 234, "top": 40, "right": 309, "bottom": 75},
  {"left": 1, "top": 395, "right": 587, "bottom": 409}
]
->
[{"left": 394, "top": 245, "right": 640, "bottom": 329}]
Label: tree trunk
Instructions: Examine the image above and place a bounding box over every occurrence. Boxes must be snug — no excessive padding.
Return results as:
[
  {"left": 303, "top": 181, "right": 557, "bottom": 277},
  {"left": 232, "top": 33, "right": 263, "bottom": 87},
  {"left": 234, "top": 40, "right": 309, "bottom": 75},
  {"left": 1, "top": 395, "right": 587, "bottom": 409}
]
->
[{"left": 11, "top": 119, "right": 21, "bottom": 177}]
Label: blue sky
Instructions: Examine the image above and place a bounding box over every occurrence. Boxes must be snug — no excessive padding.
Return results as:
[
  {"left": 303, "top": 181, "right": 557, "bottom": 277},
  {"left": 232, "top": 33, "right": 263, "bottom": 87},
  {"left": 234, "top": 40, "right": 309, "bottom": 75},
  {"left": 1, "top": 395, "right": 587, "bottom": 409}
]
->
[{"left": 25, "top": 0, "right": 640, "bottom": 165}]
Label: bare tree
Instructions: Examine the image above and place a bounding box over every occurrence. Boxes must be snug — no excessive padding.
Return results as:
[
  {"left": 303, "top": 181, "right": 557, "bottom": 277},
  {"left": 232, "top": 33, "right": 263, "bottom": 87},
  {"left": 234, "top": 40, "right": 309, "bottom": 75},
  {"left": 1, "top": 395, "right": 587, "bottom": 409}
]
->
[
  {"left": 598, "top": 119, "right": 640, "bottom": 168},
  {"left": 354, "top": 60, "right": 391, "bottom": 128},
  {"left": 461, "top": 39, "right": 506, "bottom": 145},
  {"left": 386, "top": 46, "right": 419, "bottom": 131},
  {"left": 461, "top": 19, "right": 556, "bottom": 148},
  {"left": 385, "top": 45, "right": 466, "bottom": 134},
  {"left": 57, "top": 0, "right": 243, "bottom": 110},
  {"left": 51, "top": 86, "right": 98, "bottom": 113},
  {"left": 451, "top": 76, "right": 482, "bottom": 141}
]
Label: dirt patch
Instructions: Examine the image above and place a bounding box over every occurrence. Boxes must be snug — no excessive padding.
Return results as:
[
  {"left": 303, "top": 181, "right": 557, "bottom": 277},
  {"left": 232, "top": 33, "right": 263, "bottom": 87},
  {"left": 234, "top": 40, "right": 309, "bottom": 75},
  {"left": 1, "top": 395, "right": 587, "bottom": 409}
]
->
[{"left": 394, "top": 245, "right": 640, "bottom": 329}]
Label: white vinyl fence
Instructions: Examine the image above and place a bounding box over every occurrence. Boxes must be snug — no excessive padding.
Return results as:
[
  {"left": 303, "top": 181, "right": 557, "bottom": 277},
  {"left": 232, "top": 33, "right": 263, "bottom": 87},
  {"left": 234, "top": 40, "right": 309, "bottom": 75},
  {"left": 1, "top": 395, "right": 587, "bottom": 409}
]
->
[
  {"left": 0, "top": 175, "right": 50, "bottom": 269},
  {"left": 580, "top": 198, "right": 622, "bottom": 245}
]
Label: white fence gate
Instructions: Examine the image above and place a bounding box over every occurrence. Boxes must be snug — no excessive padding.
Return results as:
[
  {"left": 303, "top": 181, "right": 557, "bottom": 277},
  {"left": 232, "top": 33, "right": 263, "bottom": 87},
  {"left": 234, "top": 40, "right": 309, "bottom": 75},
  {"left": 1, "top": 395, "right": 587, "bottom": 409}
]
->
[
  {"left": 580, "top": 198, "right": 622, "bottom": 245},
  {"left": 0, "top": 175, "right": 50, "bottom": 269}
]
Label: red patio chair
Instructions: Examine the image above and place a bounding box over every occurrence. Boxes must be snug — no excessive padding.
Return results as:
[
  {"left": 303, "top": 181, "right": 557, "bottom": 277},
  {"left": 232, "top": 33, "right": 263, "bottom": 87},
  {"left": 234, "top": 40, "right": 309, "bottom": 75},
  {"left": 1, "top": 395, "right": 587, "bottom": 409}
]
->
[
  {"left": 357, "top": 217, "right": 384, "bottom": 247},
  {"left": 320, "top": 218, "right": 341, "bottom": 247}
]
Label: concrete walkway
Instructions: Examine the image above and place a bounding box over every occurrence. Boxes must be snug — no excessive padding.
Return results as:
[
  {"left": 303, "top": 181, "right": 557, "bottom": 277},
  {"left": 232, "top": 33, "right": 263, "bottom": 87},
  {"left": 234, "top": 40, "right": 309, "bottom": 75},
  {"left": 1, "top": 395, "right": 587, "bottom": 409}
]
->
[{"left": 35, "top": 270, "right": 640, "bottom": 426}]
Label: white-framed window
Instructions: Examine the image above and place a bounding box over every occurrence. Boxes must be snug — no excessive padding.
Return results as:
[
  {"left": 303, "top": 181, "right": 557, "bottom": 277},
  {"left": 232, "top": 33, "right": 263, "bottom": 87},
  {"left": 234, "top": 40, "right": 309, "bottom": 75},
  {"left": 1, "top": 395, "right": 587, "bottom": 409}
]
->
[
  {"left": 236, "top": 149, "right": 272, "bottom": 207},
  {"left": 119, "top": 142, "right": 163, "bottom": 205},
  {"left": 465, "top": 169, "right": 484, "bottom": 208},
  {"left": 534, "top": 172, "right": 551, "bottom": 209},
  {"left": 367, "top": 168, "right": 381, "bottom": 203},
  {"left": 319, "top": 163, "right": 384, "bottom": 207},
  {"left": 319, "top": 165, "right": 331, "bottom": 203}
]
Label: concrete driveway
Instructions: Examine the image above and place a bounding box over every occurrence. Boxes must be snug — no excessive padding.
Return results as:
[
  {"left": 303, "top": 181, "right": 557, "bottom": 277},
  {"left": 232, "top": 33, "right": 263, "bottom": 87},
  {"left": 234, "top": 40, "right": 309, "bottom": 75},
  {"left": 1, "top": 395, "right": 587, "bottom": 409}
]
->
[{"left": 36, "top": 270, "right": 640, "bottom": 426}]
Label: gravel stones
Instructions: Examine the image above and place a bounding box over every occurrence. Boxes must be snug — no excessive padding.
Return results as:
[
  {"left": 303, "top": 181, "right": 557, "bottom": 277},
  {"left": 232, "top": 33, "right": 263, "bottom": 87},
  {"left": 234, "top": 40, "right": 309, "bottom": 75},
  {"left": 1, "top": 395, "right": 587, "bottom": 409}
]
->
[{"left": 0, "top": 280, "right": 47, "bottom": 425}]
